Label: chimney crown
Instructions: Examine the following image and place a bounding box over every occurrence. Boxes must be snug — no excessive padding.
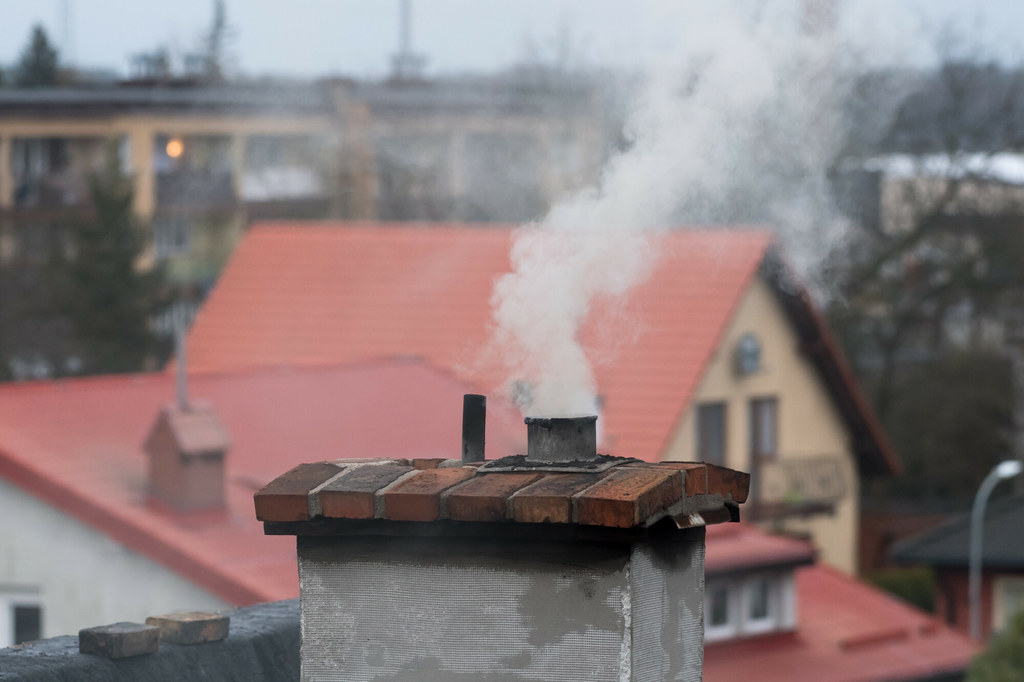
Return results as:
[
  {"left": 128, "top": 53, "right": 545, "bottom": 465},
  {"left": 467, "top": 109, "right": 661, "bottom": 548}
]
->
[
  {"left": 255, "top": 458, "right": 748, "bottom": 531},
  {"left": 148, "top": 404, "right": 230, "bottom": 457}
]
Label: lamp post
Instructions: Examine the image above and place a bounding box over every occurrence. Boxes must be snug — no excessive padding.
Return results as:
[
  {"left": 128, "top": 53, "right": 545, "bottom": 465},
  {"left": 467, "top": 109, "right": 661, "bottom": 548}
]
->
[{"left": 969, "top": 459, "right": 1024, "bottom": 640}]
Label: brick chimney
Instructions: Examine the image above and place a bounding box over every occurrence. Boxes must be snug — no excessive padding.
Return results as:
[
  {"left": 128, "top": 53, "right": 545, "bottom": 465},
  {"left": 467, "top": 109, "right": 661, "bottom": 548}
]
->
[
  {"left": 254, "top": 399, "right": 748, "bottom": 680},
  {"left": 145, "top": 401, "right": 230, "bottom": 512}
]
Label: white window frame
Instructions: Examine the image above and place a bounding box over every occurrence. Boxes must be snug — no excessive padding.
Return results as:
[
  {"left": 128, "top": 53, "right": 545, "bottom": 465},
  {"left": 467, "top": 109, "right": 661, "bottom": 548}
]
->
[
  {"left": 705, "top": 581, "right": 738, "bottom": 641},
  {"left": 0, "top": 586, "right": 42, "bottom": 647},
  {"left": 742, "top": 574, "right": 777, "bottom": 635},
  {"left": 705, "top": 571, "right": 795, "bottom": 643}
]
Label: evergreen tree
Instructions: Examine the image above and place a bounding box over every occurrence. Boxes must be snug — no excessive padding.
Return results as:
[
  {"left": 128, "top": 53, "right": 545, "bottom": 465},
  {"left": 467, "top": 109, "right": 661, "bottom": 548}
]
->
[
  {"left": 56, "top": 145, "right": 165, "bottom": 374},
  {"left": 15, "top": 25, "right": 58, "bottom": 87}
]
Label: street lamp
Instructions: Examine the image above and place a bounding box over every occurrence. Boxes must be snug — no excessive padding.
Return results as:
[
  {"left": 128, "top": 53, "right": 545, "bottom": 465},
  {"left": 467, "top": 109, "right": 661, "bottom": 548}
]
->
[{"left": 969, "top": 459, "right": 1023, "bottom": 640}]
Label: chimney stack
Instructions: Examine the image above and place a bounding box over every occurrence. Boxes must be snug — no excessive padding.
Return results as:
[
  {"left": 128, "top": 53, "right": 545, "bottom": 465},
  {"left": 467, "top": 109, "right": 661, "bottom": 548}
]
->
[
  {"left": 461, "top": 394, "right": 486, "bottom": 464},
  {"left": 525, "top": 415, "right": 598, "bottom": 462},
  {"left": 144, "top": 401, "right": 230, "bottom": 512},
  {"left": 254, "top": 394, "right": 750, "bottom": 680}
]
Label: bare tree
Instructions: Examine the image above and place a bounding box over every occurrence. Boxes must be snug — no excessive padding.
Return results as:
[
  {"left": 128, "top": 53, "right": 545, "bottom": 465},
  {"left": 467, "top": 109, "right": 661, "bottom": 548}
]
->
[{"left": 831, "top": 58, "right": 1024, "bottom": 503}]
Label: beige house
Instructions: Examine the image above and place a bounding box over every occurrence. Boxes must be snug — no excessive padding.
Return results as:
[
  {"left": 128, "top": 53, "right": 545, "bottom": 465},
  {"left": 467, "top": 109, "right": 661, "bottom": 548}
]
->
[{"left": 664, "top": 274, "right": 893, "bottom": 572}]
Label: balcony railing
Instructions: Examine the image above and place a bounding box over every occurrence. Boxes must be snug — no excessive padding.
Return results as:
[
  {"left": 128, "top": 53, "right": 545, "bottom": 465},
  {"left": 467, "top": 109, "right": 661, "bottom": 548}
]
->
[
  {"left": 156, "top": 171, "right": 235, "bottom": 208},
  {"left": 747, "top": 454, "right": 848, "bottom": 521}
]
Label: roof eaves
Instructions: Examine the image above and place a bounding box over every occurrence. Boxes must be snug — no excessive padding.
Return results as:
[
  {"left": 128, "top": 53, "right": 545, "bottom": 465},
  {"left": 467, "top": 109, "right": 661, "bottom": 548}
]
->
[
  {"left": 891, "top": 495, "right": 1024, "bottom": 566},
  {"left": 706, "top": 552, "right": 816, "bottom": 578},
  {"left": 763, "top": 250, "right": 901, "bottom": 478}
]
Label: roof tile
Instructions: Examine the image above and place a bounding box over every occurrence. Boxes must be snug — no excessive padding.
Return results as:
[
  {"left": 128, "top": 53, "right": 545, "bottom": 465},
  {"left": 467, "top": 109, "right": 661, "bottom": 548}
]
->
[
  {"left": 446, "top": 472, "right": 545, "bottom": 522},
  {"left": 637, "top": 460, "right": 750, "bottom": 503},
  {"left": 510, "top": 473, "right": 608, "bottom": 524},
  {"left": 318, "top": 463, "right": 414, "bottom": 519},
  {"left": 253, "top": 462, "right": 343, "bottom": 522},
  {"left": 381, "top": 466, "right": 477, "bottom": 521},
  {"left": 575, "top": 467, "right": 682, "bottom": 528}
]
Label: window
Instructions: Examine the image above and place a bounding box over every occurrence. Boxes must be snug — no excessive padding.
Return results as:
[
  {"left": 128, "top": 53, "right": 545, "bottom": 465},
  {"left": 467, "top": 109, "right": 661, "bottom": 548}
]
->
[
  {"left": 153, "top": 216, "right": 191, "bottom": 258},
  {"left": 749, "top": 398, "right": 778, "bottom": 461},
  {"left": 993, "top": 577, "right": 1024, "bottom": 633},
  {"left": 708, "top": 585, "right": 730, "bottom": 627},
  {"left": 0, "top": 588, "right": 42, "bottom": 646},
  {"left": 697, "top": 402, "right": 727, "bottom": 466},
  {"left": 705, "top": 572, "right": 794, "bottom": 643},
  {"left": 744, "top": 575, "right": 775, "bottom": 634},
  {"left": 13, "top": 605, "right": 41, "bottom": 644},
  {"left": 242, "top": 135, "right": 326, "bottom": 202},
  {"left": 153, "top": 134, "right": 234, "bottom": 207},
  {"left": 705, "top": 582, "right": 736, "bottom": 641}
]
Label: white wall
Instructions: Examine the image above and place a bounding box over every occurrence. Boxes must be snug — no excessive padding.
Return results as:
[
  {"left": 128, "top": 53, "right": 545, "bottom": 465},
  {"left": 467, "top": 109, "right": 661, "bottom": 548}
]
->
[{"left": 0, "top": 478, "right": 230, "bottom": 641}]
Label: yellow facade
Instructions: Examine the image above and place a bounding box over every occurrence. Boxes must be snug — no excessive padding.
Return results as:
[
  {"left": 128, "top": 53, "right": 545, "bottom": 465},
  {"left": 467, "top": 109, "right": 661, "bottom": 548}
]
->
[
  {"left": 0, "top": 109, "right": 335, "bottom": 291},
  {"left": 663, "top": 275, "right": 860, "bottom": 574},
  {"left": 0, "top": 114, "right": 333, "bottom": 218}
]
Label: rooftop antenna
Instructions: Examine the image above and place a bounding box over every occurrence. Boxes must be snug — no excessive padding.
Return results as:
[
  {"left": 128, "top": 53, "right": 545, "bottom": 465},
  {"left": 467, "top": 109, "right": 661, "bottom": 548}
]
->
[
  {"left": 60, "top": 0, "right": 75, "bottom": 67},
  {"left": 174, "top": 312, "right": 189, "bottom": 411},
  {"left": 400, "top": 0, "right": 411, "bottom": 59},
  {"left": 390, "top": 0, "right": 426, "bottom": 80}
]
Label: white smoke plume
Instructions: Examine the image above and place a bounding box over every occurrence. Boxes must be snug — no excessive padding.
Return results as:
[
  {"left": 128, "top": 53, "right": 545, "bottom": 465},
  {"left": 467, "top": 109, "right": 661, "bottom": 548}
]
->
[{"left": 489, "top": 1, "right": 902, "bottom": 418}]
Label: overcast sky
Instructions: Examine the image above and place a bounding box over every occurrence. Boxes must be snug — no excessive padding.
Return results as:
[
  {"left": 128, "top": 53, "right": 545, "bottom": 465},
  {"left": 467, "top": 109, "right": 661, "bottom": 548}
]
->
[{"left": 2, "top": 0, "right": 1023, "bottom": 79}]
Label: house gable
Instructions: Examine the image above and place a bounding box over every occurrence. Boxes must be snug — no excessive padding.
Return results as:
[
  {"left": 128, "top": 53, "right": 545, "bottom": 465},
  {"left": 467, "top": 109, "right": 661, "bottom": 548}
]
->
[{"left": 663, "top": 274, "right": 860, "bottom": 573}]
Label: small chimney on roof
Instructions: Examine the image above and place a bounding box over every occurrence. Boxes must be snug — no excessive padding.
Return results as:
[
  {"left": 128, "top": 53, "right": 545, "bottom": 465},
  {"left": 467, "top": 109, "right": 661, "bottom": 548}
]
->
[
  {"left": 525, "top": 415, "right": 598, "bottom": 462},
  {"left": 461, "top": 394, "right": 486, "bottom": 464},
  {"left": 145, "top": 402, "right": 230, "bottom": 512}
]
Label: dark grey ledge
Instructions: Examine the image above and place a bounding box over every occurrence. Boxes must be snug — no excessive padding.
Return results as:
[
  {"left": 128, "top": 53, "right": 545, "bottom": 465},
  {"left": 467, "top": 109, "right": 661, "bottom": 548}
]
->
[{"left": 0, "top": 599, "right": 299, "bottom": 682}]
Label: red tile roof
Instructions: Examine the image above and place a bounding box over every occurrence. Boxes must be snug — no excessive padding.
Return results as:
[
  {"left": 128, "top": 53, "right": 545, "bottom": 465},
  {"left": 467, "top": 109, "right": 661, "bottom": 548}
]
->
[
  {"left": 255, "top": 458, "right": 749, "bottom": 529},
  {"left": 0, "top": 359, "right": 525, "bottom": 605},
  {"left": 705, "top": 523, "right": 816, "bottom": 575},
  {"left": 703, "top": 558, "right": 979, "bottom": 681},
  {"left": 185, "top": 222, "right": 899, "bottom": 474},
  {"left": 185, "top": 222, "right": 773, "bottom": 463}
]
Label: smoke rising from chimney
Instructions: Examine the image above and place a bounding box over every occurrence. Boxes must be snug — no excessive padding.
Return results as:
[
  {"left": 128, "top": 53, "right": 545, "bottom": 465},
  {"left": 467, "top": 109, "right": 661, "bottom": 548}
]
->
[{"left": 488, "top": 1, "right": 902, "bottom": 418}]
